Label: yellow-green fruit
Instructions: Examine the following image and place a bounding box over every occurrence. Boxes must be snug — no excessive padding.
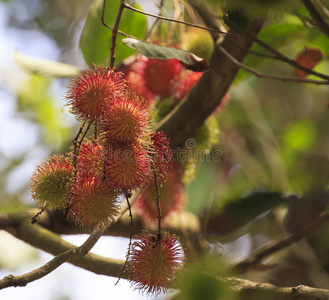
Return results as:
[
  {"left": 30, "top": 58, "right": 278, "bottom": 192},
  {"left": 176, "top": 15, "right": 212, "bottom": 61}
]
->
[
  {"left": 30, "top": 155, "right": 74, "bottom": 210},
  {"left": 193, "top": 115, "right": 220, "bottom": 152},
  {"left": 182, "top": 29, "right": 214, "bottom": 62}
]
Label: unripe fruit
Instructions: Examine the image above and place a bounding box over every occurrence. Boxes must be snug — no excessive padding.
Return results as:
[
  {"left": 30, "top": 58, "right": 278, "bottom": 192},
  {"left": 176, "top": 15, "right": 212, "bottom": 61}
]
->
[
  {"left": 30, "top": 155, "right": 74, "bottom": 210},
  {"left": 70, "top": 175, "right": 119, "bottom": 229},
  {"left": 182, "top": 28, "right": 214, "bottom": 62}
]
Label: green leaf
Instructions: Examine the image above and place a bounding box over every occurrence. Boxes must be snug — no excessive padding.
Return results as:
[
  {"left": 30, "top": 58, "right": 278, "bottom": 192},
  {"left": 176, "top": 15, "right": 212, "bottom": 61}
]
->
[
  {"left": 14, "top": 51, "right": 79, "bottom": 78},
  {"left": 79, "top": 0, "right": 147, "bottom": 67},
  {"left": 122, "top": 38, "right": 209, "bottom": 71}
]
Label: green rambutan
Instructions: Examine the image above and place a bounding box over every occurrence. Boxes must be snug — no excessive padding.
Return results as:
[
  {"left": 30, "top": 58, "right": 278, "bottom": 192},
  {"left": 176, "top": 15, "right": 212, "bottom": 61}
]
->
[
  {"left": 30, "top": 155, "right": 74, "bottom": 210},
  {"left": 70, "top": 174, "right": 119, "bottom": 230}
]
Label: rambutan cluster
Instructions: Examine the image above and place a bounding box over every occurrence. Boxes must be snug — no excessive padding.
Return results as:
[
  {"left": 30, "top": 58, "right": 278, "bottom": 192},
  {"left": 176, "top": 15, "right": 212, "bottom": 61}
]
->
[
  {"left": 30, "top": 63, "right": 186, "bottom": 295},
  {"left": 30, "top": 64, "right": 173, "bottom": 230}
]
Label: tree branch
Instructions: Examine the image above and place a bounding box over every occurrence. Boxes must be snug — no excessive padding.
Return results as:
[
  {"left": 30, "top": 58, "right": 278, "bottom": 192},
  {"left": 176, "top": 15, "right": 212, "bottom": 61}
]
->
[
  {"left": 233, "top": 211, "right": 329, "bottom": 274},
  {"left": 110, "top": 0, "right": 126, "bottom": 68},
  {"left": 219, "top": 46, "right": 329, "bottom": 85},
  {"left": 226, "top": 277, "right": 329, "bottom": 300},
  {"left": 157, "top": 19, "right": 264, "bottom": 149},
  {"left": 0, "top": 218, "right": 125, "bottom": 290},
  {"left": 0, "top": 227, "right": 103, "bottom": 289},
  {"left": 225, "top": 18, "right": 329, "bottom": 82},
  {"left": 303, "top": 0, "right": 329, "bottom": 39}
]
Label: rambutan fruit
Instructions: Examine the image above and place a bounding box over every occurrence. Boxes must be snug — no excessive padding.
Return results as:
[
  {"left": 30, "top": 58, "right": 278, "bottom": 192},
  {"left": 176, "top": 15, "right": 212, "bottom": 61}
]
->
[
  {"left": 174, "top": 71, "right": 202, "bottom": 103},
  {"left": 70, "top": 174, "right": 119, "bottom": 230},
  {"left": 30, "top": 155, "right": 74, "bottom": 210},
  {"left": 64, "top": 65, "right": 126, "bottom": 122},
  {"left": 105, "top": 141, "right": 152, "bottom": 192},
  {"left": 123, "top": 61, "right": 154, "bottom": 103},
  {"left": 142, "top": 57, "right": 182, "bottom": 99},
  {"left": 150, "top": 131, "right": 173, "bottom": 184},
  {"left": 181, "top": 28, "right": 214, "bottom": 62},
  {"left": 101, "top": 92, "right": 152, "bottom": 144},
  {"left": 127, "top": 231, "right": 185, "bottom": 296},
  {"left": 135, "top": 162, "right": 185, "bottom": 226},
  {"left": 75, "top": 138, "right": 105, "bottom": 178}
]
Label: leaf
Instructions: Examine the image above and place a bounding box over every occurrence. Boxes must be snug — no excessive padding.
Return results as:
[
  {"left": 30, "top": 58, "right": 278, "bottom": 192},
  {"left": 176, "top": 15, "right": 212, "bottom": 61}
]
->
[
  {"left": 206, "top": 191, "right": 289, "bottom": 238},
  {"left": 79, "top": 0, "right": 147, "bottom": 67},
  {"left": 294, "top": 47, "right": 323, "bottom": 79},
  {"left": 14, "top": 51, "right": 79, "bottom": 78},
  {"left": 122, "top": 38, "right": 209, "bottom": 72}
]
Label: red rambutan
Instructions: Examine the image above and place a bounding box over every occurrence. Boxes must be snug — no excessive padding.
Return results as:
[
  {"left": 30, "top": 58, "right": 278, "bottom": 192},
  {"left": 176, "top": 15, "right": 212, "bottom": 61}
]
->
[
  {"left": 75, "top": 138, "right": 105, "bottom": 179},
  {"left": 30, "top": 155, "right": 74, "bottom": 210},
  {"left": 105, "top": 142, "right": 152, "bottom": 192},
  {"left": 127, "top": 231, "right": 185, "bottom": 296},
  {"left": 150, "top": 131, "right": 173, "bottom": 184},
  {"left": 101, "top": 92, "right": 151, "bottom": 143},
  {"left": 142, "top": 57, "right": 182, "bottom": 99},
  {"left": 174, "top": 71, "right": 202, "bottom": 102},
  {"left": 124, "top": 61, "right": 154, "bottom": 103},
  {"left": 135, "top": 162, "right": 185, "bottom": 226},
  {"left": 64, "top": 65, "right": 126, "bottom": 122},
  {"left": 70, "top": 174, "right": 119, "bottom": 229}
]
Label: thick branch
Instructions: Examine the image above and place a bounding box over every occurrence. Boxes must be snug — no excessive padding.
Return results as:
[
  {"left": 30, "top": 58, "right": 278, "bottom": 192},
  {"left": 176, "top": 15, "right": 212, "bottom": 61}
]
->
[
  {"left": 303, "top": 0, "right": 329, "bottom": 38},
  {"left": 226, "top": 277, "right": 329, "bottom": 300},
  {"left": 157, "top": 19, "right": 264, "bottom": 149}
]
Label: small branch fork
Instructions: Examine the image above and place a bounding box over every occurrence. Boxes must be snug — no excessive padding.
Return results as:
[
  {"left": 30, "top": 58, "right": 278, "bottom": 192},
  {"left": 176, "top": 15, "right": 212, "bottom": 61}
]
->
[
  {"left": 219, "top": 46, "right": 329, "bottom": 85},
  {"left": 0, "top": 228, "right": 103, "bottom": 289},
  {"left": 233, "top": 211, "right": 329, "bottom": 274},
  {"left": 225, "top": 17, "right": 329, "bottom": 83}
]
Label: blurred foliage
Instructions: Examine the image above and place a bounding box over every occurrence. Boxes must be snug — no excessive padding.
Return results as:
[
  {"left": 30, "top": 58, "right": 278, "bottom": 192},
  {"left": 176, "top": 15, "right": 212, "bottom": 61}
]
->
[
  {"left": 174, "top": 255, "right": 234, "bottom": 300},
  {"left": 80, "top": 0, "right": 147, "bottom": 66},
  {"left": 17, "top": 75, "right": 71, "bottom": 148}
]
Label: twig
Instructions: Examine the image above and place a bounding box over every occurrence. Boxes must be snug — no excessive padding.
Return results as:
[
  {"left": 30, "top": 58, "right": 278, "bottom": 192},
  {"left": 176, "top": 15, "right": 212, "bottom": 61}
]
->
[
  {"left": 0, "top": 228, "right": 103, "bottom": 289},
  {"left": 188, "top": 0, "right": 225, "bottom": 40},
  {"left": 219, "top": 46, "right": 329, "bottom": 85},
  {"left": 31, "top": 208, "right": 44, "bottom": 224},
  {"left": 109, "top": 0, "right": 126, "bottom": 68},
  {"left": 153, "top": 170, "right": 162, "bottom": 247},
  {"left": 123, "top": 2, "right": 231, "bottom": 36},
  {"left": 72, "top": 120, "right": 86, "bottom": 171},
  {"left": 233, "top": 211, "right": 329, "bottom": 274},
  {"left": 115, "top": 194, "right": 134, "bottom": 285},
  {"left": 303, "top": 0, "right": 329, "bottom": 38},
  {"left": 314, "top": 0, "right": 329, "bottom": 18},
  {"left": 225, "top": 17, "right": 329, "bottom": 82}
]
